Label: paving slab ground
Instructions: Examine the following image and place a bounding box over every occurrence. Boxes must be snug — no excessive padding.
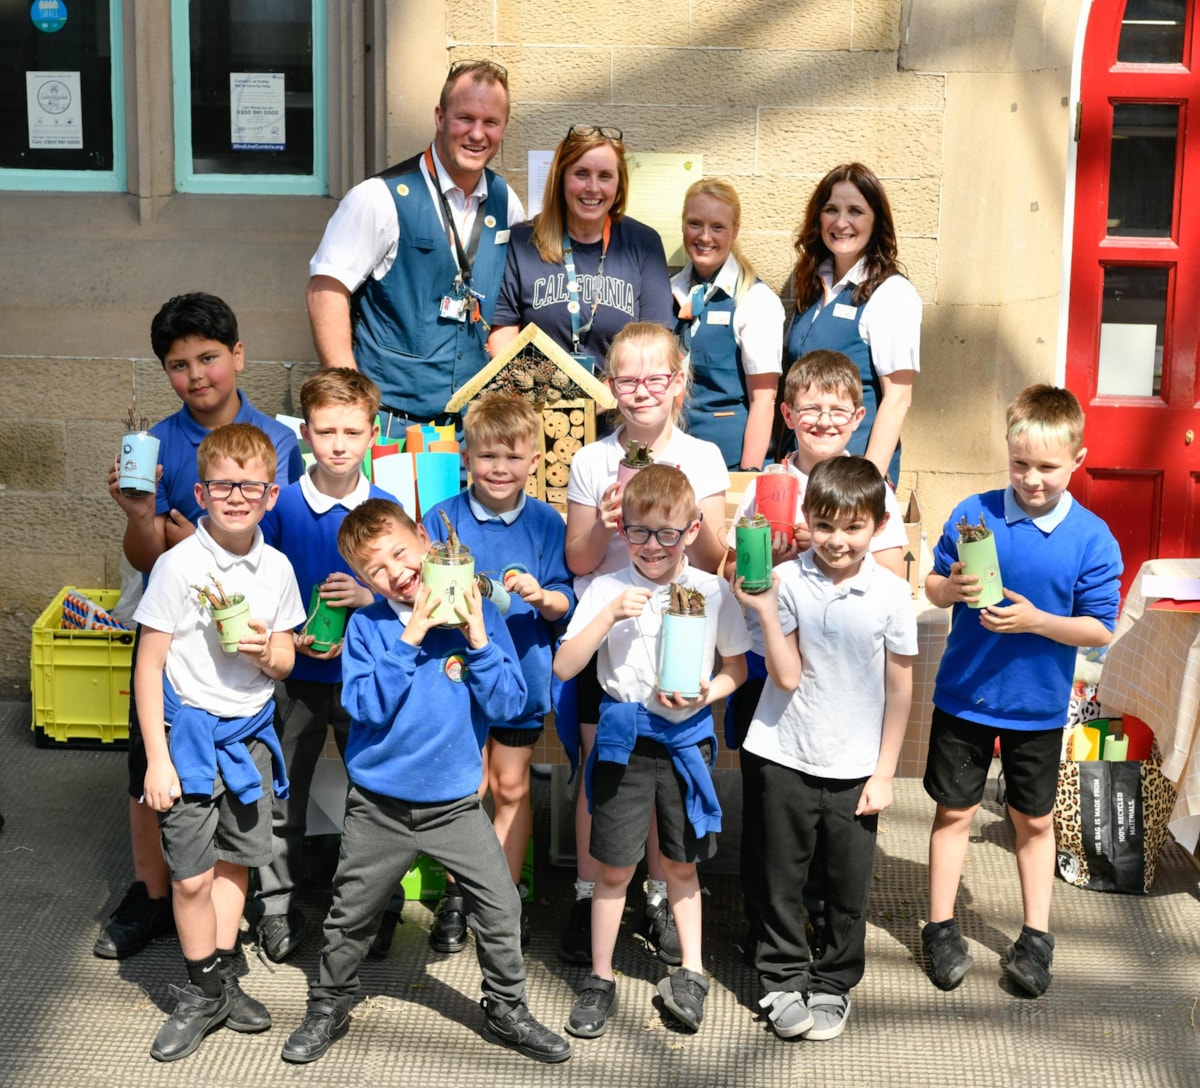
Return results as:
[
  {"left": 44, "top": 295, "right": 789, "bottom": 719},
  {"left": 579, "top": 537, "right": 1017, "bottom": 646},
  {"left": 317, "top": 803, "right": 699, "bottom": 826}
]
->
[{"left": 1, "top": 700, "right": 1198, "bottom": 1088}]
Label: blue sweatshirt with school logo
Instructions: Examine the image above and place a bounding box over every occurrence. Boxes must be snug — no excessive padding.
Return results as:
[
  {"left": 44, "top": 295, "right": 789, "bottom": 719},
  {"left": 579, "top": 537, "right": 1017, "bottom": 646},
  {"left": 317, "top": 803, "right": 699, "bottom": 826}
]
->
[{"left": 340, "top": 597, "right": 527, "bottom": 802}]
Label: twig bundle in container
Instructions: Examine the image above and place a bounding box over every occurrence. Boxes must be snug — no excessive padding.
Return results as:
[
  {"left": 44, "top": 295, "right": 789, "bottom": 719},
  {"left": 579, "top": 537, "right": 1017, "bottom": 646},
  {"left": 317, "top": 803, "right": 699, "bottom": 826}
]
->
[
  {"left": 955, "top": 512, "right": 1004, "bottom": 608},
  {"left": 118, "top": 405, "right": 160, "bottom": 497},
  {"left": 657, "top": 581, "right": 708, "bottom": 698},
  {"left": 422, "top": 510, "right": 475, "bottom": 626},
  {"left": 192, "top": 574, "right": 253, "bottom": 654},
  {"left": 616, "top": 439, "right": 653, "bottom": 489},
  {"left": 735, "top": 513, "right": 773, "bottom": 594}
]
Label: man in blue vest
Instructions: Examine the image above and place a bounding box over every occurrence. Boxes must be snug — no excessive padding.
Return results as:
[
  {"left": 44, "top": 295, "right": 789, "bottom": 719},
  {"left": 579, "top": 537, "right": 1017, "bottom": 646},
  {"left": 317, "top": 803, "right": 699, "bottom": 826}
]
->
[{"left": 306, "top": 60, "right": 525, "bottom": 437}]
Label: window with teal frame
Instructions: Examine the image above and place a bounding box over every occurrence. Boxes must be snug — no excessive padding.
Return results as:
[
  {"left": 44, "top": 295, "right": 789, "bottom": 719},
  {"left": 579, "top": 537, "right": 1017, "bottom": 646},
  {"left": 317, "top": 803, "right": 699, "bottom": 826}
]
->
[
  {"left": 171, "top": 0, "right": 327, "bottom": 195},
  {"left": 0, "top": 0, "right": 125, "bottom": 191}
]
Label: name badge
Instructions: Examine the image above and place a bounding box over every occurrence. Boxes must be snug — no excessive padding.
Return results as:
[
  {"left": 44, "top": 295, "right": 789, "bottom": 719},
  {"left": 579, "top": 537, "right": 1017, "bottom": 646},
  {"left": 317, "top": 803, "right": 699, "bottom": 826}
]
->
[
  {"left": 494, "top": 229, "right": 511, "bottom": 244},
  {"left": 833, "top": 303, "right": 858, "bottom": 321},
  {"left": 706, "top": 310, "right": 732, "bottom": 326},
  {"left": 439, "top": 295, "right": 468, "bottom": 322}
]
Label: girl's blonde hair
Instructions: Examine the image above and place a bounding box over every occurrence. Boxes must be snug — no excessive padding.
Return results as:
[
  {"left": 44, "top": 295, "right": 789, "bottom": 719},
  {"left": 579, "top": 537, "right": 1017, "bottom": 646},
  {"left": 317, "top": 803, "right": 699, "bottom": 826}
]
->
[
  {"left": 530, "top": 128, "right": 629, "bottom": 265},
  {"left": 604, "top": 322, "right": 690, "bottom": 427},
  {"left": 681, "top": 178, "right": 757, "bottom": 304}
]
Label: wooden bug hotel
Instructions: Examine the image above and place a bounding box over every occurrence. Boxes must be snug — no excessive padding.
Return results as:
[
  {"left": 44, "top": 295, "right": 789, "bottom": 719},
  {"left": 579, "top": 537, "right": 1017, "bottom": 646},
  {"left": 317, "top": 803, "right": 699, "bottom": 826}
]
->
[{"left": 445, "top": 324, "right": 617, "bottom": 513}]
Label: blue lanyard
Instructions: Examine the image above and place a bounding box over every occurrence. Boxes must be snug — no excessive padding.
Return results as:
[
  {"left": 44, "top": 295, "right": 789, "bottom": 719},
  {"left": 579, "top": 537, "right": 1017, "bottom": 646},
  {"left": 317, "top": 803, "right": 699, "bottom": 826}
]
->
[{"left": 562, "top": 217, "right": 611, "bottom": 354}]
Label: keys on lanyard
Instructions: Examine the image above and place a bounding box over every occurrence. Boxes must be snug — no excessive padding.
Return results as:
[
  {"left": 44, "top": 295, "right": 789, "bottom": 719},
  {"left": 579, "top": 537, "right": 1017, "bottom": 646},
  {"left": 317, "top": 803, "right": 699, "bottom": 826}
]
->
[{"left": 425, "top": 146, "right": 490, "bottom": 328}]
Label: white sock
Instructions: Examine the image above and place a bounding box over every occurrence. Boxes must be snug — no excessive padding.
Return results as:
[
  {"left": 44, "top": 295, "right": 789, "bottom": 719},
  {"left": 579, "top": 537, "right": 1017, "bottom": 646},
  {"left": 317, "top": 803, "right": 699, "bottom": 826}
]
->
[
  {"left": 574, "top": 880, "right": 595, "bottom": 900},
  {"left": 645, "top": 878, "right": 668, "bottom": 908}
]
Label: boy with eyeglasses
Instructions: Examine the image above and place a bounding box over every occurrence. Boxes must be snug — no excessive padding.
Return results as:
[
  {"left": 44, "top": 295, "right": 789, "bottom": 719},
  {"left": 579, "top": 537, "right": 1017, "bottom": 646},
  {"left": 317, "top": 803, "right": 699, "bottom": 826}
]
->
[
  {"left": 99, "top": 293, "right": 303, "bottom": 965},
  {"left": 133, "top": 423, "right": 305, "bottom": 1061},
  {"left": 554, "top": 464, "right": 749, "bottom": 1039}
]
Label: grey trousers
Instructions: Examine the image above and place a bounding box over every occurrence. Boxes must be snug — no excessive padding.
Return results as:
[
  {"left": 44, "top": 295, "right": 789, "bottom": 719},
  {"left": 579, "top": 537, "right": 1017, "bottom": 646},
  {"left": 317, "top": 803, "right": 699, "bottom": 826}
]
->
[
  {"left": 311, "top": 784, "right": 525, "bottom": 1014},
  {"left": 252, "top": 678, "right": 351, "bottom": 918}
]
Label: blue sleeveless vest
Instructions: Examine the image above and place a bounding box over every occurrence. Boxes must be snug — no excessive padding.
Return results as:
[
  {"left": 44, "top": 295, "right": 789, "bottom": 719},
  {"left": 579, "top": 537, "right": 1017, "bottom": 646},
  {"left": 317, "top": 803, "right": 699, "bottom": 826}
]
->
[
  {"left": 354, "top": 154, "right": 511, "bottom": 420},
  {"left": 678, "top": 286, "right": 746, "bottom": 469},
  {"left": 786, "top": 281, "right": 900, "bottom": 482}
]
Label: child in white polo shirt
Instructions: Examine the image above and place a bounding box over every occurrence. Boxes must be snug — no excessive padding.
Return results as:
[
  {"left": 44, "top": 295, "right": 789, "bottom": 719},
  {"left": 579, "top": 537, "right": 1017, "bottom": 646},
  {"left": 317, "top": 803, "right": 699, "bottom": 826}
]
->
[{"left": 734, "top": 455, "right": 916, "bottom": 1042}]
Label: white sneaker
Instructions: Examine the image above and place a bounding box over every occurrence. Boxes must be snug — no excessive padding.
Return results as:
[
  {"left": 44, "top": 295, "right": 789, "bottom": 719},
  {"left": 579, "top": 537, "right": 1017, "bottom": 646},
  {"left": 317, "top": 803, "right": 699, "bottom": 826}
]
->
[
  {"left": 758, "top": 990, "right": 813, "bottom": 1039},
  {"left": 803, "top": 992, "right": 850, "bottom": 1041}
]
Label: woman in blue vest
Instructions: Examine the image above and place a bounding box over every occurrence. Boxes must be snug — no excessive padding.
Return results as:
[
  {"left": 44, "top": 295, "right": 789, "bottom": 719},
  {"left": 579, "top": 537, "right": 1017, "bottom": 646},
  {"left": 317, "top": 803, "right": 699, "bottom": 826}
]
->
[
  {"left": 786, "top": 163, "right": 921, "bottom": 483},
  {"left": 488, "top": 125, "right": 674, "bottom": 371},
  {"left": 672, "top": 179, "right": 784, "bottom": 470}
]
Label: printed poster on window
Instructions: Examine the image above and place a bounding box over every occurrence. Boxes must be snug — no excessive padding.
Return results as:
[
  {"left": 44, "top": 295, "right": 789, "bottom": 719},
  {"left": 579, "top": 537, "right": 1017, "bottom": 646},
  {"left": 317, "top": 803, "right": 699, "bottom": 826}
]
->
[
  {"left": 26, "top": 71, "right": 83, "bottom": 149},
  {"left": 230, "top": 72, "right": 285, "bottom": 151}
]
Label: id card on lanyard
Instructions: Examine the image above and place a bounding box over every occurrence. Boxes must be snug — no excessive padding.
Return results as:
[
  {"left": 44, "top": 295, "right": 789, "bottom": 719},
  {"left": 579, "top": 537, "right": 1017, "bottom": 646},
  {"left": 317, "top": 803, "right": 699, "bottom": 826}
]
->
[
  {"left": 425, "top": 146, "right": 489, "bottom": 327},
  {"left": 562, "top": 217, "right": 611, "bottom": 372}
]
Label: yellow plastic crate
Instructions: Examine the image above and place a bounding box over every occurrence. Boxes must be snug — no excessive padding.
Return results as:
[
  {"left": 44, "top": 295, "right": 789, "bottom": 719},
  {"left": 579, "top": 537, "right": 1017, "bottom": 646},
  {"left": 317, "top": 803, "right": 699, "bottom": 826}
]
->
[{"left": 30, "top": 587, "right": 134, "bottom": 747}]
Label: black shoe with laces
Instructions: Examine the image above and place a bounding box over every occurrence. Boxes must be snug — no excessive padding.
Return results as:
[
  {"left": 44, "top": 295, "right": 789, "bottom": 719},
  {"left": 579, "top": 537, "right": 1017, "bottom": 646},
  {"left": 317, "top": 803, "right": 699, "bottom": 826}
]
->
[
  {"left": 1004, "top": 928, "right": 1055, "bottom": 996},
  {"left": 657, "top": 967, "right": 709, "bottom": 1032},
  {"left": 280, "top": 1000, "right": 350, "bottom": 1063},
  {"left": 922, "top": 920, "right": 974, "bottom": 991},
  {"left": 481, "top": 998, "right": 572, "bottom": 1062},
  {"left": 566, "top": 974, "right": 617, "bottom": 1038},
  {"left": 150, "top": 983, "right": 231, "bottom": 1062},
  {"left": 258, "top": 908, "right": 305, "bottom": 963},
  {"left": 94, "top": 881, "right": 175, "bottom": 960},
  {"left": 430, "top": 886, "right": 468, "bottom": 953},
  {"left": 642, "top": 899, "right": 682, "bottom": 965},
  {"left": 558, "top": 896, "right": 592, "bottom": 964},
  {"left": 217, "top": 956, "right": 271, "bottom": 1033}
]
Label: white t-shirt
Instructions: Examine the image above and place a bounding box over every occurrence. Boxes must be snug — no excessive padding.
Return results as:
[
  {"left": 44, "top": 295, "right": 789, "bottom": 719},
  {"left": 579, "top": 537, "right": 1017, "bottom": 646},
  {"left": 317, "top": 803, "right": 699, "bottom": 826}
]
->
[
  {"left": 309, "top": 146, "right": 528, "bottom": 292},
  {"left": 567, "top": 424, "right": 731, "bottom": 591},
  {"left": 743, "top": 550, "right": 918, "bottom": 779},
  {"left": 133, "top": 519, "right": 306, "bottom": 719},
  {"left": 726, "top": 452, "right": 908, "bottom": 552},
  {"left": 563, "top": 561, "right": 751, "bottom": 724}
]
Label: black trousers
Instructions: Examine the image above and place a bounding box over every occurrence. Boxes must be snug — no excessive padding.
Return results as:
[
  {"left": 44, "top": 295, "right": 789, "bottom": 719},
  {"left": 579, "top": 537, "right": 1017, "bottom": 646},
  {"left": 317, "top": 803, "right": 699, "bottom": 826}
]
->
[{"left": 749, "top": 753, "right": 877, "bottom": 997}]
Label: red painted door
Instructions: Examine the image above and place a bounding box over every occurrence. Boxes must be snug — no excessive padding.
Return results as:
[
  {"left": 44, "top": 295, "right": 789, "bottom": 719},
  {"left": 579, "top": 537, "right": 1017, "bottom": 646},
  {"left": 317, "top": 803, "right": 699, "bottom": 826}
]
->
[{"left": 1066, "top": 0, "right": 1200, "bottom": 596}]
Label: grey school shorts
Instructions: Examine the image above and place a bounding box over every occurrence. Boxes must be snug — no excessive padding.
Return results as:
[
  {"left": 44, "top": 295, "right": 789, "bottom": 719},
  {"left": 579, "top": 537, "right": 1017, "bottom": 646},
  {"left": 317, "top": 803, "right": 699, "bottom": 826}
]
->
[
  {"left": 590, "top": 736, "right": 717, "bottom": 868},
  {"left": 158, "top": 737, "right": 275, "bottom": 881}
]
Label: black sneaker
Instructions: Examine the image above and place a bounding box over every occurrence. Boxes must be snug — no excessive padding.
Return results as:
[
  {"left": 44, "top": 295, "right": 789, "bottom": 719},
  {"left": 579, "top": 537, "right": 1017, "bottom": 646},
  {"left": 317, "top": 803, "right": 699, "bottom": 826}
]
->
[
  {"left": 258, "top": 909, "right": 305, "bottom": 963},
  {"left": 1004, "top": 928, "right": 1055, "bottom": 996},
  {"left": 150, "top": 983, "right": 231, "bottom": 1062},
  {"left": 642, "top": 899, "right": 682, "bottom": 965},
  {"left": 94, "top": 881, "right": 175, "bottom": 960},
  {"left": 217, "top": 956, "right": 272, "bottom": 1032},
  {"left": 558, "top": 896, "right": 592, "bottom": 964},
  {"left": 566, "top": 974, "right": 617, "bottom": 1038},
  {"left": 367, "top": 909, "right": 403, "bottom": 961},
  {"left": 481, "top": 998, "right": 572, "bottom": 1063},
  {"left": 657, "top": 967, "right": 709, "bottom": 1032},
  {"left": 430, "top": 886, "right": 468, "bottom": 953},
  {"left": 922, "top": 920, "right": 974, "bottom": 991},
  {"left": 280, "top": 1001, "right": 350, "bottom": 1064}
]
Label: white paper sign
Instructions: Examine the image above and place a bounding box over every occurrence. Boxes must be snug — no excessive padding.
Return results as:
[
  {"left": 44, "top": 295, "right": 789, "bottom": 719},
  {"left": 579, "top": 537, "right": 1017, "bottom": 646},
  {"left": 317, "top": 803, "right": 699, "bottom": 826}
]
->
[
  {"left": 1097, "top": 321, "right": 1158, "bottom": 397},
  {"left": 230, "top": 72, "right": 285, "bottom": 151},
  {"left": 527, "top": 150, "right": 554, "bottom": 217},
  {"left": 26, "top": 71, "right": 83, "bottom": 149}
]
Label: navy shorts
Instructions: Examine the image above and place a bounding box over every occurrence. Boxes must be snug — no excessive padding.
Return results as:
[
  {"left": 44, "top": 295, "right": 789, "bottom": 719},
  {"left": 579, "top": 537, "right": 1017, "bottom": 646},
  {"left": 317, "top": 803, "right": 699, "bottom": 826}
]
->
[{"left": 923, "top": 707, "right": 1062, "bottom": 818}]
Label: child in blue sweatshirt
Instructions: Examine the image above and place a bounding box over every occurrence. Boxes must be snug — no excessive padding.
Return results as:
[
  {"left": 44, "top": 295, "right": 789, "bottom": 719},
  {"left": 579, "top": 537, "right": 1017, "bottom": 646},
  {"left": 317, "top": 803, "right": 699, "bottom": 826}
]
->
[
  {"left": 280, "top": 499, "right": 572, "bottom": 1067},
  {"left": 423, "top": 392, "right": 574, "bottom": 953}
]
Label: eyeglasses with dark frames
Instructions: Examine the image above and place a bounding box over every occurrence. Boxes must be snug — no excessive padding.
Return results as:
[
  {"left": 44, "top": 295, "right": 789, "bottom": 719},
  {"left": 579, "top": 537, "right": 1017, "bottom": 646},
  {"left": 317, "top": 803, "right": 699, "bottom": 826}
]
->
[
  {"left": 621, "top": 520, "right": 700, "bottom": 547},
  {"left": 201, "top": 480, "right": 270, "bottom": 501},
  {"left": 566, "top": 124, "right": 624, "bottom": 142}
]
